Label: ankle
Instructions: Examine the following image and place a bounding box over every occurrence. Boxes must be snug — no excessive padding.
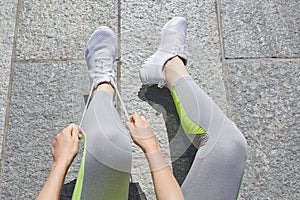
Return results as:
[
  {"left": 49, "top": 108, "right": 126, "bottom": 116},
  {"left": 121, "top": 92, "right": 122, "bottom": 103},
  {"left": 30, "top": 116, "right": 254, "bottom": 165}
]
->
[
  {"left": 163, "top": 56, "right": 190, "bottom": 88},
  {"left": 94, "top": 82, "right": 115, "bottom": 97},
  {"left": 164, "top": 56, "right": 184, "bottom": 70}
]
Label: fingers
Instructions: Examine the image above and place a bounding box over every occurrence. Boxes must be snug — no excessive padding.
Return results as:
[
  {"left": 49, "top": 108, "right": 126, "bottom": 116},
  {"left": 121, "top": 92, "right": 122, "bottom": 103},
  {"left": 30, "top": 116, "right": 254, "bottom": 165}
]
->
[
  {"left": 60, "top": 124, "right": 82, "bottom": 139},
  {"left": 128, "top": 113, "right": 149, "bottom": 127},
  {"left": 129, "top": 114, "right": 137, "bottom": 126},
  {"left": 71, "top": 124, "right": 80, "bottom": 140},
  {"left": 52, "top": 124, "right": 82, "bottom": 167},
  {"left": 126, "top": 121, "right": 134, "bottom": 131},
  {"left": 141, "top": 116, "right": 147, "bottom": 121},
  {"left": 78, "top": 131, "right": 83, "bottom": 140},
  {"left": 76, "top": 126, "right": 83, "bottom": 139},
  {"left": 130, "top": 113, "right": 142, "bottom": 123},
  {"left": 63, "top": 124, "right": 74, "bottom": 136}
]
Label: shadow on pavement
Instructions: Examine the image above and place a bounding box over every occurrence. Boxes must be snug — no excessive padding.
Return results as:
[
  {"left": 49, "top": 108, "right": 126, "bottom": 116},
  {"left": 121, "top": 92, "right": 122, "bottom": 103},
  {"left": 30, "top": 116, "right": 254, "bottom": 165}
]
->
[
  {"left": 60, "top": 180, "right": 147, "bottom": 200},
  {"left": 138, "top": 85, "right": 197, "bottom": 185},
  {"left": 60, "top": 179, "right": 76, "bottom": 200}
]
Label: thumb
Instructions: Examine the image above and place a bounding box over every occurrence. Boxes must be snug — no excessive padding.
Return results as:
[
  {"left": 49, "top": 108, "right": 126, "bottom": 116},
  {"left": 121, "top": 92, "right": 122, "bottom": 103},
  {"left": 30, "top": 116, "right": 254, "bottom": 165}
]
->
[
  {"left": 126, "top": 121, "right": 135, "bottom": 132},
  {"left": 72, "top": 124, "right": 79, "bottom": 139}
]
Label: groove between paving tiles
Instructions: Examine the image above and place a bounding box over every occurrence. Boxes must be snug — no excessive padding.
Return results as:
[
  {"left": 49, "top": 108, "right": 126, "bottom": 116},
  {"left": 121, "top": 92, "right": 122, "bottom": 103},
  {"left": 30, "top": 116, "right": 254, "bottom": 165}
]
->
[
  {"left": 116, "top": 0, "right": 122, "bottom": 115},
  {"left": 14, "top": 58, "right": 85, "bottom": 64},
  {"left": 215, "top": 0, "right": 233, "bottom": 118},
  {"left": 14, "top": 56, "right": 300, "bottom": 65},
  {"left": 0, "top": 0, "right": 23, "bottom": 196},
  {"left": 225, "top": 56, "right": 300, "bottom": 62}
]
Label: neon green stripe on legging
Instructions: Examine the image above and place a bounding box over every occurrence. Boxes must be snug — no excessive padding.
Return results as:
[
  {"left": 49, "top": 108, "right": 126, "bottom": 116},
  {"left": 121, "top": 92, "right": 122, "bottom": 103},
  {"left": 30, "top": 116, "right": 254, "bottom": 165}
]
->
[
  {"left": 72, "top": 131, "right": 87, "bottom": 200},
  {"left": 171, "top": 87, "right": 206, "bottom": 134}
]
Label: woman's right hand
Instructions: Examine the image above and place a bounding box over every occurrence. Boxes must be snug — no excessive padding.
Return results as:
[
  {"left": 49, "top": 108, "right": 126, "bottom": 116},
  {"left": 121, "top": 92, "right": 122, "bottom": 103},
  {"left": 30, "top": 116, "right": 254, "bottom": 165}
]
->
[{"left": 126, "top": 114, "right": 160, "bottom": 153}]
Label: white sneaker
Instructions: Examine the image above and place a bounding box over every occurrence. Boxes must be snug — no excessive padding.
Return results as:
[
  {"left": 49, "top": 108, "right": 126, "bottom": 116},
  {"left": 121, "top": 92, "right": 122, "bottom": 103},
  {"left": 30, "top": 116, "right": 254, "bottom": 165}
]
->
[
  {"left": 86, "top": 26, "right": 117, "bottom": 89},
  {"left": 139, "top": 17, "right": 187, "bottom": 87}
]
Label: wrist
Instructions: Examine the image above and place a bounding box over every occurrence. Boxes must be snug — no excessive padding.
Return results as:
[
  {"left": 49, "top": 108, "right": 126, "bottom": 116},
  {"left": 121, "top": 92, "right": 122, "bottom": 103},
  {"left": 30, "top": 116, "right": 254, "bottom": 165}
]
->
[
  {"left": 145, "top": 150, "right": 168, "bottom": 172},
  {"left": 143, "top": 142, "right": 160, "bottom": 154},
  {"left": 52, "top": 160, "right": 70, "bottom": 173}
]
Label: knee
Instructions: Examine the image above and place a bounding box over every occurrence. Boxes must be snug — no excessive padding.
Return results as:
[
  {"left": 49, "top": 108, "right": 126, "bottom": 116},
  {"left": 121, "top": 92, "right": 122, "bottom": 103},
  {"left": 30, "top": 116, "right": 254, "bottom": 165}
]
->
[
  {"left": 223, "top": 122, "right": 248, "bottom": 162},
  {"left": 108, "top": 129, "right": 132, "bottom": 153}
]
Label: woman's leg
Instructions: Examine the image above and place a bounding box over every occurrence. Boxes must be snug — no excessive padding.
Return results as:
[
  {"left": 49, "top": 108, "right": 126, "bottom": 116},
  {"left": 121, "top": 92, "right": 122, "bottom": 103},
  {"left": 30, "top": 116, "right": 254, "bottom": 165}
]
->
[
  {"left": 140, "top": 17, "right": 247, "bottom": 200},
  {"left": 79, "top": 84, "right": 131, "bottom": 200},
  {"left": 164, "top": 57, "right": 247, "bottom": 200},
  {"left": 72, "top": 27, "right": 131, "bottom": 200}
]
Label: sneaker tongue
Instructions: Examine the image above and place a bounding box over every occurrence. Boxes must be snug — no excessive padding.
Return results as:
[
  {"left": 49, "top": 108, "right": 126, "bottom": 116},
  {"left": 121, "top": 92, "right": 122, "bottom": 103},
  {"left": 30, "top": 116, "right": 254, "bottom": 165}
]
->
[
  {"left": 158, "top": 29, "right": 184, "bottom": 53},
  {"left": 162, "top": 18, "right": 187, "bottom": 36}
]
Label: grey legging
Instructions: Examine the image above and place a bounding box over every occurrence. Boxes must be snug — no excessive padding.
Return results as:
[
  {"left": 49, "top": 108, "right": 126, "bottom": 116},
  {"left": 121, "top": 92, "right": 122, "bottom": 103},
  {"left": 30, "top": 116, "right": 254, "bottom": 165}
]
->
[
  {"left": 73, "top": 77, "right": 247, "bottom": 200},
  {"left": 175, "top": 77, "right": 247, "bottom": 200},
  {"left": 73, "top": 91, "right": 132, "bottom": 200}
]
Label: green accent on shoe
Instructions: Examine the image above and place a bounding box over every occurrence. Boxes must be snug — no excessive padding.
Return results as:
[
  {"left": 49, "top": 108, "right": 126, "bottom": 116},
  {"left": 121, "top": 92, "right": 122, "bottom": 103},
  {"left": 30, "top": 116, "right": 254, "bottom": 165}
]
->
[
  {"left": 171, "top": 87, "right": 206, "bottom": 134},
  {"left": 72, "top": 131, "right": 87, "bottom": 200}
]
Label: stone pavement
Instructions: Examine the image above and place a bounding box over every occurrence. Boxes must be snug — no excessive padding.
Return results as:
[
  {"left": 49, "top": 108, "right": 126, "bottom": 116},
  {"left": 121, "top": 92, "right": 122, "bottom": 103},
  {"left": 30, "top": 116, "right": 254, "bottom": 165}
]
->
[{"left": 0, "top": 0, "right": 299, "bottom": 199}]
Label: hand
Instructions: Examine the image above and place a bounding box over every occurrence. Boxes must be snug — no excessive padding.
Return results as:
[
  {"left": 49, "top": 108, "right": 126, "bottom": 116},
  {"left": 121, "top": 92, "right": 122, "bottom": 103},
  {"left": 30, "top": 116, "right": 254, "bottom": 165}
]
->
[
  {"left": 126, "top": 114, "right": 160, "bottom": 153},
  {"left": 52, "top": 124, "right": 82, "bottom": 169}
]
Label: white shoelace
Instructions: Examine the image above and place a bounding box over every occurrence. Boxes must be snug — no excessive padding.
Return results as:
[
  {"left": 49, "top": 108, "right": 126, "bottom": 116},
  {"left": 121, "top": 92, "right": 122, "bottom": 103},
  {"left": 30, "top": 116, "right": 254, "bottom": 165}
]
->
[
  {"left": 79, "top": 81, "right": 95, "bottom": 128},
  {"left": 79, "top": 81, "right": 129, "bottom": 128},
  {"left": 111, "top": 81, "right": 130, "bottom": 121}
]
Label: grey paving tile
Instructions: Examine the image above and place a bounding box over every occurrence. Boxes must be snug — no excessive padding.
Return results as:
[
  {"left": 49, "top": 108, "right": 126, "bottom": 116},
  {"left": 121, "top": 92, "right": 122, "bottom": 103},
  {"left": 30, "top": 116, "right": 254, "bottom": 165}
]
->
[
  {"left": 1, "top": 62, "right": 89, "bottom": 199},
  {"left": 15, "top": 0, "right": 118, "bottom": 61},
  {"left": 0, "top": 0, "right": 18, "bottom": 158},
  {"left": 221, "top": 0, "right": 300, "bottom": 58},
  {"left": 121, "top": 0, "right": 225, "bottom": 199},
  {"left": 226, "top": 59, "right": 300, "bottom": 199}
]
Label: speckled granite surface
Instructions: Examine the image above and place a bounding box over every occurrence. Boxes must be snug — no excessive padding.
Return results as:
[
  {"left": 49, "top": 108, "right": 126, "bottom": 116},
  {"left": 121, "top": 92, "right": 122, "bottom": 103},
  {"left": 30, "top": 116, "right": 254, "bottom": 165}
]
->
[{"left": 0, "top": 0, "right": 299, "bottom": 199}]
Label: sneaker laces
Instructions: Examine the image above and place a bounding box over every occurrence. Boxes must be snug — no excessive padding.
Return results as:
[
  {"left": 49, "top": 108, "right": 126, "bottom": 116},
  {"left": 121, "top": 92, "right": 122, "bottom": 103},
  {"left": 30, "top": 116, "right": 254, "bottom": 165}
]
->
[
  {"left": 79, "top": 81, "right": 95, "bottom": 128},
  {"left": 93, "top": 56, "right": 115, "bottom": 79},
  {"left": 111, "top": 81, "right": 130, "bottom": 121},
  {"left": 79, "top": 80, "right": 130, "bottom": 129}
]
